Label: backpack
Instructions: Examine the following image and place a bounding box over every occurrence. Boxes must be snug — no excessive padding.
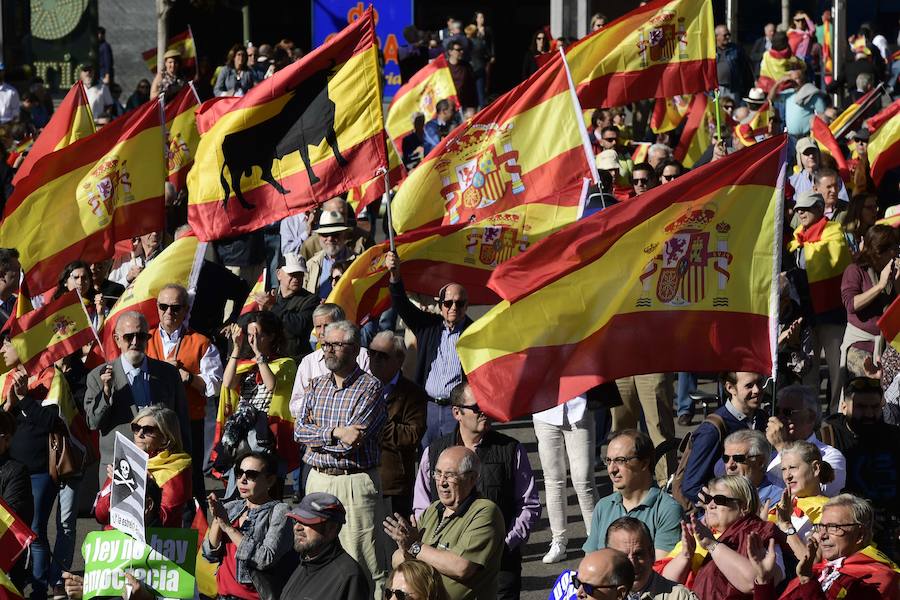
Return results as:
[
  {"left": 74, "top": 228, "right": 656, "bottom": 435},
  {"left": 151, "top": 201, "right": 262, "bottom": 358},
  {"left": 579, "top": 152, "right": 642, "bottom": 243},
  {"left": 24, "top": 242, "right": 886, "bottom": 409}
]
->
[{"left": 669, "top": 413, "right": 727, "bottom": 512}]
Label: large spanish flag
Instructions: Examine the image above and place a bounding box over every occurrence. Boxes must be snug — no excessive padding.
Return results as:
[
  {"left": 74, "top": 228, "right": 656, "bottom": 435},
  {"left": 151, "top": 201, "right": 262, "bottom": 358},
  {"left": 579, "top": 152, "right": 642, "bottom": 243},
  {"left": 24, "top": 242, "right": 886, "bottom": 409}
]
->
[
  {"left": 142, "top": 28, "right": 197, "bottom": 73},
  {"left": 7, "top": 290, "right": 94, "bottom": 373},
  {"left": 99, "top": 235, "right": 205, "bottom": 357},
  {"left": 566, "top": 0, "right": 716, "bottom": 109},
  {"left": 385, "top": 54, "right": 458, "bottom": 151},
  {"left": 164, "top": 85, "right": 200, "bottom": 189},
  {"left": 390, "top": 51, "right": 597, "bottom": 233},
  {"left": 329, "top": 180, "right": 587, "bottom": 325},
  {"left": 12, "top": 82, "right": 95, "bottom": 185},
  {"left": 0, "top": 497, "right": 36, "bottom": 572},
  {"left": 789, "top": 219, "right": 852, "bottom": 317},
  {"left": 187, "top": 9, "right": 386, "bottom": 241},
  {"left": 867, "top": 99, "right": 900, "bottom": 185},
  {"left": 0, "top": 100, "right": 165, "bottom": 294},
  {"left": 456, "top": 135, "right": 785, "bottom": 420},
  {"left": 811, "top": 116, "right": 850, "bottom": 181}
]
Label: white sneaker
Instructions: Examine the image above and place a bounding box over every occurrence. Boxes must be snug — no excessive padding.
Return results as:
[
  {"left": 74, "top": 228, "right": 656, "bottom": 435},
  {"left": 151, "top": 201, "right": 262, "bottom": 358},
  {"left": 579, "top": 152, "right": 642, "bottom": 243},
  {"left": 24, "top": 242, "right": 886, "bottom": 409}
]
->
[{"left": 542, "top": 541, "right": 567, "bottom": 564}]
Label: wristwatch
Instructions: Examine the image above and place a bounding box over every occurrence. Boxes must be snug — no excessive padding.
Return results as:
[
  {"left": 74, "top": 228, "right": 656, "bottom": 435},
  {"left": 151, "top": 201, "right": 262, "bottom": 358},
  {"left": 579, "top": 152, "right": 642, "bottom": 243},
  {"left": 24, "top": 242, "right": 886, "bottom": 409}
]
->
[
  {"left": 778, "top": 523, "right": 797, "bottom": 535},
  {"left": 409, "top": 542, "right": 423, "bottom": 557}
]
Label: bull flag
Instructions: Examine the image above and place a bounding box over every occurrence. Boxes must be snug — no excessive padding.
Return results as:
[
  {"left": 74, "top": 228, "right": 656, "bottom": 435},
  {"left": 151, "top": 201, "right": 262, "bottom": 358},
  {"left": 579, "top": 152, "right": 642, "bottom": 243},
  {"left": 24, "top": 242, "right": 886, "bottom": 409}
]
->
[
  {"left": 867, "top": 99, "right": 900, "bottom": 185},
  {"left": 346, "top": 140, "right": 406, "bottom": 217},
  {"left": 7, "top": 290, "right": 94, "bottom": 374},
  {"left": 456, "top": 135, "right": 786, "bottom": 421},
  {"left": 12, "top": 82, "right": 95, "bottom": 185},
  {"left": 142, "top": 28, "right": 197, "bottom": 73},
  {"left": 390, "top": 50, "right": 598, "bottom": 234},
  {"left": 566, "top": 0, "right": 716, "bottom": 109},
  {"left": 164, "top": 85, "right": 201, "bottom": 189},
  {"left": 0, "top": 100, "right": 166, "bottom": 293},
  {"left": 0, "top": 497, "right": 36, "bottom": 572},
  {"left": 187, "top": 9, "right": 386, "bottom": 241},
  {"left": 99, "top": 235, "right": 205, "bottom": 357},
  {"left": 385, "top": 54, "right": 459, "bottom": 152},
  {"left": 811, "top": 116, "right": 850, "bottom": 181}
]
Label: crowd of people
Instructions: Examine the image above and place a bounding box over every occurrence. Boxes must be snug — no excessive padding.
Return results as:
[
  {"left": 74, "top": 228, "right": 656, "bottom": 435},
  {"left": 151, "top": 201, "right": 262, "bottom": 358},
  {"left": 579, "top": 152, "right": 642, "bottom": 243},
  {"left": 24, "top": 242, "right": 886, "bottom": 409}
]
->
[{"left": 1, "top": 5, "right": 900, "bottom": 600}]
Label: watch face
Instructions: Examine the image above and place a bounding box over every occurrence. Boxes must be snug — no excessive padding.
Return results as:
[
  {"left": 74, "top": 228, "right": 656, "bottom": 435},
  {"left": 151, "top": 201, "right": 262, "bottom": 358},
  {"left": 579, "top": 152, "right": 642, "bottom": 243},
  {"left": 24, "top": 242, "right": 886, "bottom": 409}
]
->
[{"left": 31, "top": 0, "right": 89, "bottom": 40}]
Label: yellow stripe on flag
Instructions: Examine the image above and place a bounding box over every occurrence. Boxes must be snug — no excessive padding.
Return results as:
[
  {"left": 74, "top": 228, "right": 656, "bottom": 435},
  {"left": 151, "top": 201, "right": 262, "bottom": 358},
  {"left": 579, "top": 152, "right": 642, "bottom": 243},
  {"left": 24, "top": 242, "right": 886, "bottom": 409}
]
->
[{"left": 9, "top": 302, "right": 92, "bottom": 366}]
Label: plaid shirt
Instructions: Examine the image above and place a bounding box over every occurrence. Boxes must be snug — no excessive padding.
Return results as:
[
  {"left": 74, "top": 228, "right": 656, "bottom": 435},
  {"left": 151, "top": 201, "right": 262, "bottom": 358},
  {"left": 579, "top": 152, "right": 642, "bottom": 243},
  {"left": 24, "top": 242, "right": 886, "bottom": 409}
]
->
[{"left": 294, "top": 366, "right": 386, "bottom": 470}]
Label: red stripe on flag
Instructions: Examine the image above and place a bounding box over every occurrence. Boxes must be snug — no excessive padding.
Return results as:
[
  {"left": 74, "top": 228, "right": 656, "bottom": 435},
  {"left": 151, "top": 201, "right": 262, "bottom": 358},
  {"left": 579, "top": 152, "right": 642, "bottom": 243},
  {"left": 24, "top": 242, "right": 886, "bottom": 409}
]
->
[{"left": 576, "top": 60, "right": 716, "bottom": 110}]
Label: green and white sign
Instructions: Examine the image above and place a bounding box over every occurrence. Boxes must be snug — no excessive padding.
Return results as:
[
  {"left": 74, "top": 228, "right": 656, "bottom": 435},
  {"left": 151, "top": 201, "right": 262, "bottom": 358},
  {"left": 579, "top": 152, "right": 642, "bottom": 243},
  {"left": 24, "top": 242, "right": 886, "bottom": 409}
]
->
[{"left": 81, "top": 528, "right": 197, "bottom": 600}]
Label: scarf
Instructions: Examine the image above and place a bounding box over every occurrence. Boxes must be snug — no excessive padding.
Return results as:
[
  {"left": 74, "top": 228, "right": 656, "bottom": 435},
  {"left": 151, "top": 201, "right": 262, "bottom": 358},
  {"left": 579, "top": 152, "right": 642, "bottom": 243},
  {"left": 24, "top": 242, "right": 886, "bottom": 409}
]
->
[{"left": 147, "top": 449, "right": 191, "bottom": 486}]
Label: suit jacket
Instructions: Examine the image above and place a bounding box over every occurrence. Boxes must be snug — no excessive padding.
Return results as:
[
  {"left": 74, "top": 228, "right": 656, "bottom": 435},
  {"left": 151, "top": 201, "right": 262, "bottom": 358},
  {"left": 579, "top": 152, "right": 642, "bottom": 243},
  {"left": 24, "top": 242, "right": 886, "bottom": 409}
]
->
[
  {"left": 379, "top": 375, "right": 427, "bottom": 496},
  {"left": 83, "top": 356, "right": 190, "bottom": 484}
]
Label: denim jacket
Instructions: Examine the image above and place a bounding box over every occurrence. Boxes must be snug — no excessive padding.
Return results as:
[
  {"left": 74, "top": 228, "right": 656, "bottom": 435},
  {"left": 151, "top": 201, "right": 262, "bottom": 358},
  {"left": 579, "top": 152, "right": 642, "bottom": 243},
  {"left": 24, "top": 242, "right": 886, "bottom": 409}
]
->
[{"left": 201, "top": 499, "right": 294, "bottom": 600}]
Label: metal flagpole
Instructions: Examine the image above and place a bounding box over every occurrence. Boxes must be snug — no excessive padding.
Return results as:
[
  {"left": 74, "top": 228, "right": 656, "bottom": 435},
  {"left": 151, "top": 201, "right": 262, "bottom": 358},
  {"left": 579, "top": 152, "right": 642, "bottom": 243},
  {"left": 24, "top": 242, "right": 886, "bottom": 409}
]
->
[{"left": 383, "top": 171, "right": 396, "bottom": 252}]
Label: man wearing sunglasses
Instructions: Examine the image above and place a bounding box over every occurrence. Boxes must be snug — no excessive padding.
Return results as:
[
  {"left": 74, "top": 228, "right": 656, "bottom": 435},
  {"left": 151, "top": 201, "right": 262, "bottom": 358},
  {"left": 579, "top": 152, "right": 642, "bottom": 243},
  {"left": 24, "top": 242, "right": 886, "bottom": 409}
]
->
[
  {"left": 719, "top": 430, "right": 782, "bottom": 507},
  {"left": 629, "top": 162, "right": 657, "bottom": 198},
  {"left": 386, "top": 251, "right": 472, "bottom": 449},
  {"left": 572, "top": 548, "right": 635, "bottom": 599},
  {"left": 85, "top": 311, "right": 191, "bottom": 485}
]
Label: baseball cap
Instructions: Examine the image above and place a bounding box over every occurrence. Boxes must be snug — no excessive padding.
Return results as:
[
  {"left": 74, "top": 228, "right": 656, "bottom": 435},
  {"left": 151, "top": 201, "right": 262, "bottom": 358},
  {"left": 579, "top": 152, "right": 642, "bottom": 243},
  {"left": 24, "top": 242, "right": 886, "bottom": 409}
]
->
[
  {"left": 280, "top": 253, "right": 307, "bottom": 275},
  {"left": 164, "top": 49, "right": 181, "bottom": 59},
  {"left": 287, "top": 492, "right": 346, "bottom": 525},
  {"left": 796, "top": 138, "right": 819, "bottom": 155},
  {"left": 596, "top": 149, "right": 620, "bottom": 171},
  {"left": 794, "top": 190, "right": 825, "bottom": 210},
  {"left": 854, "top": 128, "right": 870, "bottom": 142}
]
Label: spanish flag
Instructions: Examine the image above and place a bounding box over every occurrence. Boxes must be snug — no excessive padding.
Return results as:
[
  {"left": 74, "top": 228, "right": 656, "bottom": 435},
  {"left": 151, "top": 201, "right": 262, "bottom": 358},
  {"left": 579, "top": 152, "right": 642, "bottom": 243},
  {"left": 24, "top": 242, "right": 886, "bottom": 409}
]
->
[
  {"left": 346, "top": 140, "right": 406, "bottom": 217},
  {"left": 673, "top": 93, "right": 713, "bottom": 168},
  {"left": 240, "top": 271, "right": 266, "bottom": 315},
  {"left": 12, "top": 82, "right": 95, "bottom": 185},
  {"left": 757, "top": 49, "right": 801, "bottom": 93},
  {"left": 566, "top": 0, "right": 716, "bottom": 109},
  {"left": 6, "top": 290, "right": 94, "bottom": 373},
  {"left": 164, "top": 85, "right": 200, "bottom": 190},
  {"left": 191, "top": 501, "right": 217, "bottom": 598},
  {"left": 0, "top": 497, "right": 36, "bottom": 572},
  {"left": 329, "top": 180, "right": 587, "bottom": 325},
  {"left": 734, "top": 123, "right": 768, "bottom": 148},
  {"left": 390, "top": 51, "right": 597, "bottom": 234},
  {"left": 456, "top": 135, "right": 785, "bottom": 420},
  {"left": 879, "top": 295, "right": 900, "bottom": 352},
  {"left": 0, "top": 568, "right": 22, "bottom": 600},
  {"left": 0, "top": 99, "right": 166, "bottom": 294},
  {"left": 142, "top": 28, "right": 197, "bottom": 73},
  {"left": 187, "top": 9, "right": 387, "bottom": 241},
  {"left": 867, "top": 98, "right": 900, "bottom": 185},
  {"left": 99, "top": 235, "right": 206, "bottom": 357},
  {"left": 789, "top": 219, "right": 852, "bottom": 317},
  {"left": 651, "top": 95, "right": 691, "bottom": 134},
  {"left": 385, "top": 54, "right": 458, "bottom": 151},
  {"left": 811, "top": 116, "right": 850, "bottom": 181},
  {"left": 829, "top": 86, "right": 880, "bottom": 136}
]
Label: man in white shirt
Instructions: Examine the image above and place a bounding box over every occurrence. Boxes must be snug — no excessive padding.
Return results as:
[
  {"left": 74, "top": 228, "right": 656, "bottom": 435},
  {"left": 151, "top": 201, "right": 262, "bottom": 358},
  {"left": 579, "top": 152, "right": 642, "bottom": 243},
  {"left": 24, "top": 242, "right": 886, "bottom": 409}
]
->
[
  {"left": 766, "top": 384, "right": 846, "bottom": 495},
  {"left": 0, "top": 64, "right": 20, "bottom": 124},
  {"left": 79, "top": 64, "right": 113, "bottom": 125}
]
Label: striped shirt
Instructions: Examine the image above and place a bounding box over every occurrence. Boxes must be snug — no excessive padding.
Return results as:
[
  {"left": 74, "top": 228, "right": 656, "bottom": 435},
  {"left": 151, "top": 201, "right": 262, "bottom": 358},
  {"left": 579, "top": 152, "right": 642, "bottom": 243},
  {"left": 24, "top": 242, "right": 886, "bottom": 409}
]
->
[
  {"left": 424, "top": 324, "right": 464, "bottom": 399},
  {"left": 294, "top": 366, "right": 386, "bottom": 470}
]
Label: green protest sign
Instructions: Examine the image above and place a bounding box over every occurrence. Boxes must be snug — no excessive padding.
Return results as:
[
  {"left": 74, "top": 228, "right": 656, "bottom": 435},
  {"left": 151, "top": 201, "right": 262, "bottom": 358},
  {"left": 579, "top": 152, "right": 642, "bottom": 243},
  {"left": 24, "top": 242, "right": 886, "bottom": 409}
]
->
[{"left": 82, "top": 528, "right": 197, "bottom": 600}]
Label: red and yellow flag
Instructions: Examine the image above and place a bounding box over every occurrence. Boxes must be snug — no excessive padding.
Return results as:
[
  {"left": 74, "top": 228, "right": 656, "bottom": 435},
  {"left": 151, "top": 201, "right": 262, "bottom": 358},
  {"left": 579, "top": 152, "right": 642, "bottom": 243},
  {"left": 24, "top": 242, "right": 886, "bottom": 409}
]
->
[
  {"left": 12, "top": 82, "right": 95, "bottom": 186},
  {"left": 651, "top": 95, "right": 691, "bottom": 133},
  {"left": 879, "top": 295, "right": 900, "bottom": 353},
  {"left": 7, "top": 290, "right": 94, "bottom": 373},
  {"left": 99, "top": 235, "right": 205, "bottom": 356},
  {"left": 0, "top": 100, "right": 166, "bottom": 293},
  {"left": 240, "top": 271, "right": 266, "bottom": 315},
  {"left": 456, "top": 135, "right": 786, "bottom": 420},
  {"left": 673, "top": 93, "right": 713, "bottom": 167},
  {"left": 390, "top": 52, "right": 596, "bottom": 234},
  {"left": 0, "top": 567, "right": 22, "bottom": 600},
  {"left": 811, "top": 116, "right": 850, "bottom": 181},
  {"left": 757, "top": 49, "right": 801, "bottom": 93},
  {"left": 0, "top": 497, "right": 36, "bottom": 572},
  {"left": 867, "top": 99, "right": 900, "bottom": 185},
  {"left": 187, "top": 9, "right": 386, "bottom": 241},
  {"left": 829, "top": 86, "right": 880, "bottom": 136},
  {"left": 789, "top": 219, "right": 852, "bottom": 317},
  {"left": 346, "top": 140, "right": 406, "bottom": 217},
  {"left": 142, "top": 28, "right": 197, "bottom": 73},
  {"left": 164, "top": 85, "right": 200, "bottom": 190},
  {"left": 385, "top": 54, "right": 458, "bottom": 151},
  {"left": 566, "top": 0, "right": 716, "bottom": 109}
]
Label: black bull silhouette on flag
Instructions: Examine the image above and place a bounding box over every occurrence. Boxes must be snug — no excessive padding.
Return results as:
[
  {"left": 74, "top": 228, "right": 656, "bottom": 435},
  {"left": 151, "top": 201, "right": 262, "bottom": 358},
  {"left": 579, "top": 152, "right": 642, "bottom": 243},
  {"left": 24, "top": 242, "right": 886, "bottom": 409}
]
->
[{"left": 219, "top": 66, "right": 349, "bottom": 210}]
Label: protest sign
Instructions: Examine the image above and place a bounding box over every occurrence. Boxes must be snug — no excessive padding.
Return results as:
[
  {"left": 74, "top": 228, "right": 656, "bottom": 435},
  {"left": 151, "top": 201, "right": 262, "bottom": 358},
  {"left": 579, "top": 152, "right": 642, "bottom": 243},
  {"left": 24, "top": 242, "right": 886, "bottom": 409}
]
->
[
  {"left": 82, "top": 528, "right": 197, "bottom": 600},
  {"left": 110, "top": 431, "right": 148, "bottom": 541},
  {"left": 547, "top": 570, "right": 577, "bottom": 600}
]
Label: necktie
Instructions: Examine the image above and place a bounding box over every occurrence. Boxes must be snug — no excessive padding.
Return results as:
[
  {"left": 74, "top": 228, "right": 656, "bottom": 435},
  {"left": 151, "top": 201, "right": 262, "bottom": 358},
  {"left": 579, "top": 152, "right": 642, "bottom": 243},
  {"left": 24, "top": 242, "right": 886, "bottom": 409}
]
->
[{"left": 131, "top": 370, "right": 149, "bottom": 408}]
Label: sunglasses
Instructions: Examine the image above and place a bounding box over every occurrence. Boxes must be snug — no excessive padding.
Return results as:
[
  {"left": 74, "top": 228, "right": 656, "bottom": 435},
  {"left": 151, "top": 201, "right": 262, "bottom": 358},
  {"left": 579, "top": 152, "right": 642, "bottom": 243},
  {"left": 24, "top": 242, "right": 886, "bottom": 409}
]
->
[
  {"left": 120, "top": 331, "right": 151, "bottom": 344},
  {"left": 661, "top": 173, "right": 677, "bottom": 180},
  {"left": 130, "top": 423, "right": 158, "bottom": 436},
  {"left": 367, "top": 348, "right": 391, "bottom": 361},
  {"left": 441, "top": 299, "right": 466, "bottom": 309},
  {"left": 384, "top": 589, "right": 413, "bottom": 600},
  {"left": 571, "top": 573, "right": 619, "bottom": 595},
  {"left": 457, "top": 403, "right": 484, "bottom": 415},
  {"left": 777, "top": 407, "right": 807, "bottom": 419},
  {"left": 632, "top": 178, "right": 649, "bottom": 185},
  {"left": 602, "top": 137, "right": 618, "bottom": 142},
  {"left": 158, "top": 303, "right": 183, "bottom": 313},
  {"left": 235, "top": 467, "right": 265, "bottom": 481},
  {"left": 722, "top": 453, "right": 761, "bottom": 463},
  {"left": 698, "top": 490, "right": 740, "bottom": 506}
]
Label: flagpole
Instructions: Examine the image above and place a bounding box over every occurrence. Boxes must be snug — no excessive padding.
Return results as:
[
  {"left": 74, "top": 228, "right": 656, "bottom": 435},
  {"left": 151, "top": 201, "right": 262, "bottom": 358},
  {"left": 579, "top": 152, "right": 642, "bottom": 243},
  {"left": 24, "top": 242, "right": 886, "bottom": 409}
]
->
[
  {"left": 559, "top": 47, "right": 600, "bottom": 187},
  {"left": 75, "top": 289, "right": 108, "bottom": 362},
  {"left": 714, "top": 89, "right": 723, "bottom": 145},
  {"left": 383, "top": 170, "right": 396, "bottom": 253},
  {"left": 768, "top": 136, "right": 788, "bottom": 416},
  {"left": 158, "top": 94, "right": 168, "bottom": 172}
]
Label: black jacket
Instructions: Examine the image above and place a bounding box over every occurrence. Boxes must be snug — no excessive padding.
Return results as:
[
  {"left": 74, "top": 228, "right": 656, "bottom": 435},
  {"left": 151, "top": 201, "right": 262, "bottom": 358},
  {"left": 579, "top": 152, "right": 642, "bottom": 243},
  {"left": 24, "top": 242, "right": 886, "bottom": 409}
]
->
[
  {"left": 271, "top": 289, "right": 318, "bottom": 363},
  {"left": 389, "top": 279, "right": 473, "bottom": 389},
  {"left": 0, "top": 455, "right": 33, "bottom": 524},
  {"left": 9, "top": 395, "right": 58, "bottom": 475},
  {"left": 279, "top": 540, "right": 369, "bottom": 600}
]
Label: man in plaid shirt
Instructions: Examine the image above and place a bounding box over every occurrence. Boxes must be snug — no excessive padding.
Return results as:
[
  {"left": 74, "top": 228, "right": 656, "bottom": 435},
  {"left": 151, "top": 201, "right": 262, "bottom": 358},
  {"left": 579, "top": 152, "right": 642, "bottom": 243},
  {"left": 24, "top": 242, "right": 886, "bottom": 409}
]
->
[{"left": 294, "top": 319, "right": 389, "bottom": 596}]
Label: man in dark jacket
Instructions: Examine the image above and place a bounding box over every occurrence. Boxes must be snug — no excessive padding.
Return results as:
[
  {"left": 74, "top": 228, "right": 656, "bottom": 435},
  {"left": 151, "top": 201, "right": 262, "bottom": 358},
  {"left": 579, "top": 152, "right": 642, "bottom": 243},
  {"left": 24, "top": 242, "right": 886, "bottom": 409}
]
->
[
  {"left": 281, "top": 492, "right": 369, "bottom": 600},
  {"left": 385, "top": 250, "right": 472, "bottom": 449},
  {"left": 255, "top": 253, "right": 318, "bottom": 363},
  {"left": 715, "top": 24, "right": 754, "bottom": 102}
]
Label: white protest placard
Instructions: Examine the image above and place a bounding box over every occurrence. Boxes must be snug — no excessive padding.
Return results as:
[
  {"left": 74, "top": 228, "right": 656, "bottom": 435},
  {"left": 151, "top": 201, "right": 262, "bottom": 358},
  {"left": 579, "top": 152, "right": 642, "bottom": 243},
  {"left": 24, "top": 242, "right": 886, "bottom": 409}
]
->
[{"left": 110, "top": 431, "right": 148, "bottom": 542}]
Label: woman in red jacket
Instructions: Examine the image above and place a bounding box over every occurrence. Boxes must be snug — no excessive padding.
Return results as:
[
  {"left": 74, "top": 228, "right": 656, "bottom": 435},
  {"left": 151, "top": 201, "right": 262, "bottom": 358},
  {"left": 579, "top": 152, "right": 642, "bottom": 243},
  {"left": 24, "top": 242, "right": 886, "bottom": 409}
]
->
[{"left": 94, "top": 405, "right": 192, "bottom": 527}]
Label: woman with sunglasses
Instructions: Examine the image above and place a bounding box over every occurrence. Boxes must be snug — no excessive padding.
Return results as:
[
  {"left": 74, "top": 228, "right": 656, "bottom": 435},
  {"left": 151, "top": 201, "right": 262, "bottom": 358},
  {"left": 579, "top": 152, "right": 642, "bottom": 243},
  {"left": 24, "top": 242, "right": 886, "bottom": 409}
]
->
[
  {"left": 202, "top": 451, "right": 294, "bottom": 600},
  {"left": 384, "top": 560, "right": 450, "bottom": 600},
  {"left": 93, "top": 405, "right": 192, "bottom": 528},
  {"left": 52, "top": 260, "right": 106, "bottom": 331},
  {"left": 662, "top": 475, "right": 786, "bottom": 597},
  {"left": 521, "top": 29, "right": 550, "bottom": 79}
]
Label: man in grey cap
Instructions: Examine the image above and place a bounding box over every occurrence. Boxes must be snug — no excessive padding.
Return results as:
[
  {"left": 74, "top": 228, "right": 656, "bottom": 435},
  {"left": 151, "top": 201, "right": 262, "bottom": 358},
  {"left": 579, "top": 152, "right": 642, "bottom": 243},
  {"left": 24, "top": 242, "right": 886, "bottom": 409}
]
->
[
  {"left": 281, "top": 492, "right": 370, "bottom": 600},
  {"left": 789, "top": 138, "right": 849, "bottom": 213}
]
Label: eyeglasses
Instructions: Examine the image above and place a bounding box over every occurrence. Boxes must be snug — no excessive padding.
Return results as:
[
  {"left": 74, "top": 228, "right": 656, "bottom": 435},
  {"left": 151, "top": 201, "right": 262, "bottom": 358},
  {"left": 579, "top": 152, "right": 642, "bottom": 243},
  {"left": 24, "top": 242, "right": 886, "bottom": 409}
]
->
[
  {"left": 158, "top": 303, "right": 183, "bottom": 313},
  {"left": 235, "top": 467, "right": 265, "bottom": 481},
  {"left": 120, "top": 331, "right": 151, "bottom": 344},
  {"left": 722, "top": 453, "right": 761, "bottom": 464},
  {"left": 571, "top": 573, "right": 620, "bottom": 595},
  {"left": 433, "top": 469, "right": 465, "bottom": 482},
  {"left": 321, "top": 341, "right": 357, "bottom": 352},
  {"left": 441, "top": 299, "right": 466, "bottom": 309},
  {"left": 698, "top": 490, "right": 740, "bottom": 506},
  {"left": 632, "top": 178, "right": 649, "bottom": 185},
  {"left": 384, "top": 589, "right": 412, "bottom": 600},
  {"left": 450, "top": 47, "right": 463, "bottom": 52},
  {"left": 602, "top": 137, "right": 618, "bottom": 143},
  {"left": 330, "top": 274, "right": 342, "bottom": 283},
  {"left": 367, "top": 348, "right": 391, "bottom": 361},
  {"left": 812, "top": 523, "right": 859, "bottom": 536},
  {"left": 603, "top": 455, "right": 638, "bottom": 467},
  {"left": 777, "top": 407, "right": 807, "bottom": 419},
  {"left": 130, "top": 423, "right": 159, "bottom": 436},
  {"left": 457, "top": 403, "right": 484, "bottom": 416},
  {"left": 661, "top": 173, "right": 677, "bottom": 180}
]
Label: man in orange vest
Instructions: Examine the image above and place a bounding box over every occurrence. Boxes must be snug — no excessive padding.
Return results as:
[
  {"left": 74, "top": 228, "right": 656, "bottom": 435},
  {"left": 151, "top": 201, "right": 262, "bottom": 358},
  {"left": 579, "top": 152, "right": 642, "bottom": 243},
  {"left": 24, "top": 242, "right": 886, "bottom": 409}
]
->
[{"left": 147, "top": 283, "right": 223, "bottom": 507}]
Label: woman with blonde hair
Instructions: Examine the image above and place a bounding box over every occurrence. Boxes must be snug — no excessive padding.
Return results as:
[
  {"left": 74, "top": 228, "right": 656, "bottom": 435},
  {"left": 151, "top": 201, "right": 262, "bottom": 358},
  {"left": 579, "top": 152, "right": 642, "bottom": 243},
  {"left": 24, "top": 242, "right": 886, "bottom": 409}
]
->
[{"left": 385, "top": 560, "right": 450, "bottom": 600}]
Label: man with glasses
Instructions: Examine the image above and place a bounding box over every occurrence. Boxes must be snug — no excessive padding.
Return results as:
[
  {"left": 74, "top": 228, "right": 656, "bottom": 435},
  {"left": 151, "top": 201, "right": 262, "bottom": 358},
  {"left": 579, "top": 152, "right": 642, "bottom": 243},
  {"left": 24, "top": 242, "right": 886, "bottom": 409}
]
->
[
  {"left": 385, "top": 446, "right": 505, "bottom": 600},
  {"left": 765, "top": 384, "right": 846, "bottom": 496},
  {"left": 294, "top": 319, "right": 388, "bottom": 595},
  {"left": 572, "top": 548, "right": 635, "bottom": 600},
  {"left": 583, "top": 430, "right": 682, "bottom": 559},
  {"left": 386, "top": 251, "right": 472, "bottom": 448},
  {"left": 605, "top": 517, "right": 696, "bottom": 599},
  {"left": 719, "top": 429, "right": 782, "bottom": 506},
  {"left": 598, "top": 126, "right": 634, "bottom": 184},
  {"left": 85, "top": 311, "right": 190, "bottom": 485},
  {"left": 630, "top": 162, "right": 657, "bottom": 197},
  {"left": 412, "top": 382, "right": 539, "bottom": 599},
  {"left": 146, "top": 284, "right": 223, "bottom": 505}
]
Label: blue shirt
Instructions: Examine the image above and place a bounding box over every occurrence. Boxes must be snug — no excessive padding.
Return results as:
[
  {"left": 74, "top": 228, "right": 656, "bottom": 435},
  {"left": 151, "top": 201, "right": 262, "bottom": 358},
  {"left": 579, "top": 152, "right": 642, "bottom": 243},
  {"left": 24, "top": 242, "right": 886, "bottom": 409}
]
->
[
  {"left": 582, "top": 485, "right": 683, "bottom": 553},
  {"left": 783, "top": 88, "right": 827, "bottom": 136},
  {"left": 424, "top": 323, "right": 464, "bottom": 399}
]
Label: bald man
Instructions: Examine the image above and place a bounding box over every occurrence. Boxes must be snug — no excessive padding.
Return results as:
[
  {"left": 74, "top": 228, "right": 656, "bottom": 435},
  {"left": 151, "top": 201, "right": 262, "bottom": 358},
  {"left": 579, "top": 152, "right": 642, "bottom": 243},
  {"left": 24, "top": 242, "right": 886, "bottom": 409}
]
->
[
  {"left": 300, "top": 198, "right": 374, "bottom": 260},
  {"left": 385, "top": 251, "right": 473, "bottom": 448},
  {"left": 574, "top": 548, "right": 636, "bottom": 600}
]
